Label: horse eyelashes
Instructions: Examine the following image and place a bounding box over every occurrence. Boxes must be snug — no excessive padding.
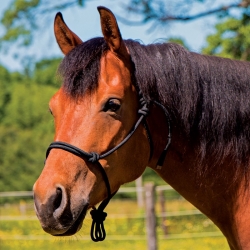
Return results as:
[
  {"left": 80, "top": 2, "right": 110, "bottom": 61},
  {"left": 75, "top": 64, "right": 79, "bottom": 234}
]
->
[{"left": 103, "top": 99, "right": 121, "bottom": 112}]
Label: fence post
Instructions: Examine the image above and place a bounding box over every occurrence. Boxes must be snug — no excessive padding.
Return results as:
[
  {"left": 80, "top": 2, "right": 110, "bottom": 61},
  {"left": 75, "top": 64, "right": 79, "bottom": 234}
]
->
[
  {"left": 19, "top": 200, "right": 26, "bottom": 215},
  {"left": 145, "top": 182, "right": 157, "bottom": 250},
  {"left": 136, "top": 176, "right": 144, "bottom": 207},
  {"left": 159, "top": 189, "right": 168, "bottom": 235}
]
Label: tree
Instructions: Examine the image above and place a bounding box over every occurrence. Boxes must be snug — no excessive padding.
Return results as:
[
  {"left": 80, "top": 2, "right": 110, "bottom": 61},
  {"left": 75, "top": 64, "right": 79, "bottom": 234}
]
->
[
  {"left": 0, "top": 65, "right": 24, "bottom": 121},
  {"left": 121, "top": 0, "right": 250, "bottom": 25},
  {"left": 1, "top": 0, "right": 250, "bottom": 192},
  {"left": 0, "top": 0, "right": 85, "bottom": 49},
  {"left": 1, "top": 0, "right": 250, "bottom": 63},
  {"left": 32, "top": 58, "right": 62, "bottom": 87},
  {"left": 203, "top": 11, "right": 250, "bottom": 60},
  {"left": 0, "top": 63, "right": 58, "bottom": 192}
]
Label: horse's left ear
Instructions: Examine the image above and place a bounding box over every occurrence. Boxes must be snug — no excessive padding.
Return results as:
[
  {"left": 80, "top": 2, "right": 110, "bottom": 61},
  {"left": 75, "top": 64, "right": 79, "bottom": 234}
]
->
[{"left": 97, "top": 6, "right": 129, "bottom": 59}]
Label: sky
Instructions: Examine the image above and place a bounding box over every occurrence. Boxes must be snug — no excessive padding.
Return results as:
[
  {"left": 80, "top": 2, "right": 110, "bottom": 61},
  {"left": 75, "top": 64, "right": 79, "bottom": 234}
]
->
[{"left": 0, "top": 0, "right": 234, "bottom": 71}]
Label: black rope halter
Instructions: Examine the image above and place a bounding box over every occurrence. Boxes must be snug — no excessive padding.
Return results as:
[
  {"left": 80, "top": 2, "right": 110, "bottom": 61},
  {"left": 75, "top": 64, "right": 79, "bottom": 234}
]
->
[{"left": 45, "top": 92, "right": 171, "bottom": 242}]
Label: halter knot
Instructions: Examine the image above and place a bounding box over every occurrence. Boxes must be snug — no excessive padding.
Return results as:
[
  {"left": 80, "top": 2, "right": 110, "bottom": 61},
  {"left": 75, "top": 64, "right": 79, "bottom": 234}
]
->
[
  {"left": 138, "top": 104, "right": 149, "bottom": 116},
  {"left": 90, "top": 208, "right": 107, "bottom": 221},
  {"left": 138, "top": 91, "right": 149, "bottom": 116},
  {"left": 88, "top": 152, "right": 100, "bottom": 163},
  {"left": 90, "top": 208, "right": 107, "bottom": 242}
]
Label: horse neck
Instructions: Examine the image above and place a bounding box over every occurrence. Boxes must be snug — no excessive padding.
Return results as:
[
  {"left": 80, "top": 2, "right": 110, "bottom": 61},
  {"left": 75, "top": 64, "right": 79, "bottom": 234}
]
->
[
  {"left": 135, "top": 43, "right": 250, "bottom": 249},
  {"left": 146, "top": 103, "right": 250, "bottom": 250}
]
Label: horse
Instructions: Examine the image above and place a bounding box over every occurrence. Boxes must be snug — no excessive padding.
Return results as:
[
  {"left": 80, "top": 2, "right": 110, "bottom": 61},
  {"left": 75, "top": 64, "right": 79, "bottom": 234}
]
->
[{"left": 33, "top": 6, "right": 250, "bottom": 249}]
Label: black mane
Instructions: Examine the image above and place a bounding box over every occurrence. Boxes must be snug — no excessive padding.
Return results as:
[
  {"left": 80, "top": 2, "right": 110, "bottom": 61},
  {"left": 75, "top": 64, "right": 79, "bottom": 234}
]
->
[
  {"left": 59, "top": 37, "right": 108, "bottom": 97},
  {"left": 59, "top": 37, "right": 250, "bottom": 179}
]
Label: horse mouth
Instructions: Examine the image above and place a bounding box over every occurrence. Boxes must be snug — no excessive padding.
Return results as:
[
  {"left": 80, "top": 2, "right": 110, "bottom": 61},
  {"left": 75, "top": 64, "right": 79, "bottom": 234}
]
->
[{"left": 54, "top": 204, "right": 89, "bottom": 236}]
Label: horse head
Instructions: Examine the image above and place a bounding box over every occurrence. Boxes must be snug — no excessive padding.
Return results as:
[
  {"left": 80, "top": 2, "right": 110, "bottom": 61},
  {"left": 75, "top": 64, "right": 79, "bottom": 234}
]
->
[{"left": 33, "top": 7, "right": 152, "bottom": 236}]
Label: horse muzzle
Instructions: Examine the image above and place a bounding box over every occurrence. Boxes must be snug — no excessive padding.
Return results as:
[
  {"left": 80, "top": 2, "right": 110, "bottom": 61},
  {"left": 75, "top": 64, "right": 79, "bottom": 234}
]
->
[{"left": 33, "top": 183, "right": 88, "bottom": 236}]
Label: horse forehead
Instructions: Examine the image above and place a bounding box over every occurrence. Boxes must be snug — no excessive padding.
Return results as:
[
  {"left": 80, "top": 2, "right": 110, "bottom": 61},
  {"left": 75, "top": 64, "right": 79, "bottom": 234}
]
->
[
  {"left": 49, "top": 88, "right": 71, "bottom": 108},
  {"left": 50, "top": 51, "right": 133, "bottom": 110},
  {"left": 49, "top": 88, "right": 63, "bottom": 109},
  {"left": 99, "top": 51, "right": 131, "bottom": 89},
  {"left": 49, "top": 88, "right": 89, "bottom": 117}
]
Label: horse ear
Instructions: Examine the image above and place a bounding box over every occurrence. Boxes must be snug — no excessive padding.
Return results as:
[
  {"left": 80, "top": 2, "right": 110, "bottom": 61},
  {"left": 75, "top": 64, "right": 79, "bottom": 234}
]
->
[
  {"left": 54, "top": 12, "right": 83, "bottom": 55},
  {"left": 97, "top": 6, "right": 128, "bottom": 58}
]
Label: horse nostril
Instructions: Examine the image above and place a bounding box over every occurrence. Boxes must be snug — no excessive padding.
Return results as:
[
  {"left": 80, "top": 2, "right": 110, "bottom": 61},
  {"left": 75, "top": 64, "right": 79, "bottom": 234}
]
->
[
  {"left": 53, "top": 187, "right": 63, "bottom": 211},
  {"left": 53, "top": 185, "right": 68, "bottom": 219}
]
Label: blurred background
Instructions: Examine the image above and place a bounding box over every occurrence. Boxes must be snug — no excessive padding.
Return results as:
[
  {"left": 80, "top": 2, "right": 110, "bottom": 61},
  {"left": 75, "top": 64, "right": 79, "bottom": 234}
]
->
[{"left": 1, "top": 0, "right": 249, "bottom": 249}]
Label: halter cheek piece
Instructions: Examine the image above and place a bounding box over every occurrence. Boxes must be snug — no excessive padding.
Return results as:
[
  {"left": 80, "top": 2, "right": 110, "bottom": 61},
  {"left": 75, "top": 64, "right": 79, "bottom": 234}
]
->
[{"left": 45, "top": 92, "right": 171, "bottom": 242}]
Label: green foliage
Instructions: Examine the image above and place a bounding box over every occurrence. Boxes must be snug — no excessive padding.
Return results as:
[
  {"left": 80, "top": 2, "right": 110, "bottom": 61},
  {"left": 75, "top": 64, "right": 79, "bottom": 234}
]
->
[
  {"left": 0, "top": 65, "right": 25, "bottom": 120},
  {"left": 32, "top": 57, "right": 62, "bottom": 87},
  {"left": 0, "top": 0, "right": 40, "bottom": 47},
  {"left": 0, "top": 66, "right": 12, "bottom": 121},
  {"left": 0, "top": 60, "right": 59, "bottom": 192},
  {"left": 0, "top": 0, "right": 84, "bottom": 51},
  {"left": 167, "top": 37, "right": 190, "bottom": 50},
  {"left": 1, "top": 0, "right": 250, "bottom": 193},
  {"left": 3, "top": 84, "right": 52, "bottom": 128},
  {"left": 0, "top": 86, "right": 56, "bottom": 191},
  {"left": 143, "top": 168, "right": 165, "bottom": 185},
  {"left": 0, "top": 56, "right": 167, "bottom": 193},
  {"left": 203, "top": 11, "right": 250, "bottom": 60},
  {"left": 1, "top": 0, "right": 249, "bottom": 61},
  {"left": 2, "top": 0, "right": 40, "bottom": 28}
]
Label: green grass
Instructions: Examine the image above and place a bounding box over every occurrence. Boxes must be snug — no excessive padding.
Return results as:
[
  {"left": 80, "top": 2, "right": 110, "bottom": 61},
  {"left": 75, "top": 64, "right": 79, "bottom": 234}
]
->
[
  {"left": 0, "top": 199, "right": 229, "bottom": 250},
  {"left": 1, "top": 238, "right": 228, "bottom": 250}
]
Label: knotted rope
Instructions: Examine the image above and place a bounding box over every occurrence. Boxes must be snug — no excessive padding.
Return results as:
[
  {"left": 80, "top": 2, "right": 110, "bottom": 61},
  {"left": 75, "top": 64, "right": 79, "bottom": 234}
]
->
[{"left": 90, "top": 206, "right": 107, "bottom": 241}]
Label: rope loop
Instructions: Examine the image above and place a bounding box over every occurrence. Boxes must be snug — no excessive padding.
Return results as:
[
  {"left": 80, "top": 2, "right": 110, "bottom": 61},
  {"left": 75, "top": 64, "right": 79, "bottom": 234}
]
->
[
  {"left": 138, "top": 91, "right": 149, "bottom": 116},
  {"left": 88, "top": 152, "right": 100, "bottom": 163},
  {"left": 90, "top": 208, "right": 107, "bottom": 242},
  {"left": 138, "top": 105, "right": 149, "bottom": 116}
]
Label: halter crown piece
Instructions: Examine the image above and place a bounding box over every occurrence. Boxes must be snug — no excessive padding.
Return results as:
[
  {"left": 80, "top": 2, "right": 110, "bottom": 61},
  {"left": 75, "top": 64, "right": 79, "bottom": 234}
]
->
[{"left": 45, "top": 92, "right": 171, "bottom": 242}]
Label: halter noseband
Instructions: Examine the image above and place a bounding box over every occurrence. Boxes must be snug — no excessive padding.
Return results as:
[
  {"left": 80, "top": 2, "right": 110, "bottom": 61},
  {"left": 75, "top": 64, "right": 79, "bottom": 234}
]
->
[{"left": 45, "top": 92, "right": 171, "bottom": 242}]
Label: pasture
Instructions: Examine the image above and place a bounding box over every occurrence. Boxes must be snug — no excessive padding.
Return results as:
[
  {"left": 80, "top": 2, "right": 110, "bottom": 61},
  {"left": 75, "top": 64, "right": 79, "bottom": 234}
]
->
[{"left": 0, "top": 188, "right": 229, "bottom": 250}]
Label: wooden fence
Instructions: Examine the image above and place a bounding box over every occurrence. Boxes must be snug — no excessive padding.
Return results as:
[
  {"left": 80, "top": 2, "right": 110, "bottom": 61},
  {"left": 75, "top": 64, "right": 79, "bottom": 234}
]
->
[{"left": 0, "top": 183, "right": 223, "bottom": 250}]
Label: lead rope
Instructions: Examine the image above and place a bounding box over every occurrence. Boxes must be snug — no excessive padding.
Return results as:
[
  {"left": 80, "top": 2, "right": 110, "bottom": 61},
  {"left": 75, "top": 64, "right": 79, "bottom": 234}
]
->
[
  {"left": 89, "top": 93, "right": 151, "bottom": 241},
  {"left": 46, "top": 143, "right": 112, "bottom": 242},
  {"left": 89, "top": 161, "right": 111, "bottom": 242}
]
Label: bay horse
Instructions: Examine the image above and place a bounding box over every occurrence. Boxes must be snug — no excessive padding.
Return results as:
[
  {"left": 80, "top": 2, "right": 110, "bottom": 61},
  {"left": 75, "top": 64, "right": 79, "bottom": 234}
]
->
[{"left": 33, "top": 6, "right": 250, "bottom": 249}]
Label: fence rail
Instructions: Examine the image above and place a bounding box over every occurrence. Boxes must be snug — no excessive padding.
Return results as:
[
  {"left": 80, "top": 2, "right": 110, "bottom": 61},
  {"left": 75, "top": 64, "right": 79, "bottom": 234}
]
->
[
  {"left": 0, "top": 209, "right": 202, "bottom": 221},
  {"left": 0, "top": 185, "right": 175, "bottom": 198},
  {"left": 0, "top": 191, "right": 33, "bottom": 197},
  {"left": 0, "top": 184, "right": 223, "bottom": 250}
]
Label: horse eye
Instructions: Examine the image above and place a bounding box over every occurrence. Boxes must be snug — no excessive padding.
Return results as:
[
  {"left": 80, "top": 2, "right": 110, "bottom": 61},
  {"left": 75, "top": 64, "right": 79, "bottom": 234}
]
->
[
  {"left": 104, "top": 99, "right": 121, "bottom": 112},
  {"left": 49, "top": 108, "right": 53, "bottom": 116}
]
